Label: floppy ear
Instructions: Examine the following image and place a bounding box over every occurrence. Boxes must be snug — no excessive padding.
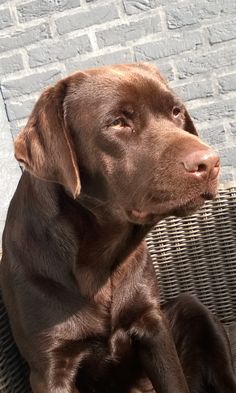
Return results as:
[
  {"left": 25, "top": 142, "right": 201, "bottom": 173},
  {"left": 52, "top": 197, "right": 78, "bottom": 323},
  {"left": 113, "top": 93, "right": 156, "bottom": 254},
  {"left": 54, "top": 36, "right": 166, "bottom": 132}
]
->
[
  {"left": 14, "top": 80, "right": 81, "bottom": 198},
  {"left": 184, "top": 109, "right": 198, "bottom": 136}
]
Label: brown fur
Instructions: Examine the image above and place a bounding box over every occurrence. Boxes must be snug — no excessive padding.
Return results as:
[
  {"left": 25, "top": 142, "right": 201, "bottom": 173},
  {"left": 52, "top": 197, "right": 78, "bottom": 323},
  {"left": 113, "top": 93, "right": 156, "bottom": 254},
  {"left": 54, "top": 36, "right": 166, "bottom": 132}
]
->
[{"left": 1, "top": 63, "right": 235, "bottom": 393}]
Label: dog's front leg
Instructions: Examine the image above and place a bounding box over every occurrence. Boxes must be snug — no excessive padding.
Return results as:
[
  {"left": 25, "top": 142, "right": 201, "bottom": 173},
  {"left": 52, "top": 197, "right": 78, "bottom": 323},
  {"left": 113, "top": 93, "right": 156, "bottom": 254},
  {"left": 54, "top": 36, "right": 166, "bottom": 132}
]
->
[
  {"left": 29, "top": 350, "right": 82, "bottom": 393},
  {"left": 130, "top": 311, "right": 190, "bottom": 393},
  {"left": 30, "top": 371, "right": 80, "bottom": 393}
]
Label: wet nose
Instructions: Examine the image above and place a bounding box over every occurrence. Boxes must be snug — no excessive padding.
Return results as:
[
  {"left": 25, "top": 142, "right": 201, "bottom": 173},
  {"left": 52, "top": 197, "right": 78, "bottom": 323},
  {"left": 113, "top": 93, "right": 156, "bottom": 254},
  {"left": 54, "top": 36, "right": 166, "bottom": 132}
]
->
[{"left": 183, "top": 149, "right": 220, "bottom": 180}]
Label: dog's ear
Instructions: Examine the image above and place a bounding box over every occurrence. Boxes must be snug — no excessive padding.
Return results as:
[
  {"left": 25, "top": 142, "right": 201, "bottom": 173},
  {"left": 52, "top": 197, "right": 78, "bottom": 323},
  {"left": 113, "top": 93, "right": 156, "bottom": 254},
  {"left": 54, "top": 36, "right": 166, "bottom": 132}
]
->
[
  {"left": 184, "top": 109, "right": 198, "bottom": 136},
  {"left": 14, "top": 80, "right": 81, "bottom": 198}
]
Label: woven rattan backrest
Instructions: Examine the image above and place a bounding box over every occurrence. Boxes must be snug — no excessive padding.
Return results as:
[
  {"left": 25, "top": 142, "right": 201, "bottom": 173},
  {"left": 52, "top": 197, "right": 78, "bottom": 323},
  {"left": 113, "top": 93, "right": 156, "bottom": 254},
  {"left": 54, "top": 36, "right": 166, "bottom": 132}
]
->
[
  {"left": 146, "top": 184, "right": 236, "bottom": 323},
  {"left": 0, "top": 295, "right": 30, "bottom": 393}
]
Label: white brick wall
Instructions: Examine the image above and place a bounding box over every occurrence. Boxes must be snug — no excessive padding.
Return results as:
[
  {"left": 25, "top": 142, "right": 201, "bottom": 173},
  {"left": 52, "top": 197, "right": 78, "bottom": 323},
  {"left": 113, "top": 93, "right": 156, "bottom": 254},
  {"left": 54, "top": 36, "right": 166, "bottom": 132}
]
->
[{"left": 0, "top": 0, "right": 236, "bottom": 239}]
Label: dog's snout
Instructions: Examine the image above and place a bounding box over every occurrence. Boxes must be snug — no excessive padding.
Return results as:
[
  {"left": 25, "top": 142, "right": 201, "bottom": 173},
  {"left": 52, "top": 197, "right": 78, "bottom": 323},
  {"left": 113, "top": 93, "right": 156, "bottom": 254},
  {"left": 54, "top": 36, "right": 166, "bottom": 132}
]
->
[{"left": 183, "top": 149, "right": 220, "bottom": 180}]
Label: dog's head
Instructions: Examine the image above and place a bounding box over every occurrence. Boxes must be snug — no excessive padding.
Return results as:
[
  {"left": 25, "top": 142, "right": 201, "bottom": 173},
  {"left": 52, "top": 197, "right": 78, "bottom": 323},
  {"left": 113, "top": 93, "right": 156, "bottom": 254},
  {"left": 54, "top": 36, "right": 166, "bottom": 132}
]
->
[{"left": 15, "top": 63, "right": 219, "bottom": 225}]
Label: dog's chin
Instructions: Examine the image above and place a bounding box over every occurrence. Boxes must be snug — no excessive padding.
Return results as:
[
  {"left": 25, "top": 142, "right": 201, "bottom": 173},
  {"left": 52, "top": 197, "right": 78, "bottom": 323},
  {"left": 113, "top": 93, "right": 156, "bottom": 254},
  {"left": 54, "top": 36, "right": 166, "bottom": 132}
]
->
[
  {"left": 171, "top": 189, "right": 218, "bottom": 218},
  {"left": 170, "top": 197, "right": 206, "bottom": 218},
  {"left": 127, "top": 192, "right": 216, "bottom": 225}
]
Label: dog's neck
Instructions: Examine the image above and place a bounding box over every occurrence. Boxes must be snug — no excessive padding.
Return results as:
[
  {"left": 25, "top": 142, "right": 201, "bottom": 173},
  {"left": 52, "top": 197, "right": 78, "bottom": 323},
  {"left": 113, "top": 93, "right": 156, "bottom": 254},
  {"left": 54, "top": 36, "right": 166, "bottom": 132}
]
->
[{"left": 18, "top": 172, "right": 152, "bottom": 294}]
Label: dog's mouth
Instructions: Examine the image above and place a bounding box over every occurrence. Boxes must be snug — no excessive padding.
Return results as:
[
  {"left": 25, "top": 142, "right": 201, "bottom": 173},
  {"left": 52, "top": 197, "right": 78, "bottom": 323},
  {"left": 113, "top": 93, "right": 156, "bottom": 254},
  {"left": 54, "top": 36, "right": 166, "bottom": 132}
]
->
[
  {"left": 127, "top": 191, "right": 216, "bottom": 225},
  {"left": 170, "top": 192, "right": 213, "bottom": 217}
]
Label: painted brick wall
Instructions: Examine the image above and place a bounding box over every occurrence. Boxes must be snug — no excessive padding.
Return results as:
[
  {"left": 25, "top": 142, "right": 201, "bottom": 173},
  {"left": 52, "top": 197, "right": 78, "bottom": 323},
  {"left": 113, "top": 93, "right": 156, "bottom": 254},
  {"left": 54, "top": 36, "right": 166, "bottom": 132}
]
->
[
  {"left": 0, "top": 0, "right": 236, "bottom": 184},
  {"left": 0, "top": 90, "right": 21, "bottom": 238}
]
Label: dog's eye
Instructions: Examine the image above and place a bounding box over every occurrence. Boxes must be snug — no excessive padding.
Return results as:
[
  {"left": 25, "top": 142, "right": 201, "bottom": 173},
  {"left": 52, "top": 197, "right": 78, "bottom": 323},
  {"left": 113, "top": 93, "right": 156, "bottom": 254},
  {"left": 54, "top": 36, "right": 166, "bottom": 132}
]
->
[
  {"left": 172, "top": 106, "right": 182, "bottom": 118},
  {"left": 111, "top": 118, "right": 127, "bottom": 129}
]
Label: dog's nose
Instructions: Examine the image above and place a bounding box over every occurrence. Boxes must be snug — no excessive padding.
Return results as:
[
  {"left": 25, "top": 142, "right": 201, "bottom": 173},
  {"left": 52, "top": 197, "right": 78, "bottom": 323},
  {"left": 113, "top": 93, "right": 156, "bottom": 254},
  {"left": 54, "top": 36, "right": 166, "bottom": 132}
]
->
[{"left": 183, "top": 149, "right": 220, "bottom": 180}]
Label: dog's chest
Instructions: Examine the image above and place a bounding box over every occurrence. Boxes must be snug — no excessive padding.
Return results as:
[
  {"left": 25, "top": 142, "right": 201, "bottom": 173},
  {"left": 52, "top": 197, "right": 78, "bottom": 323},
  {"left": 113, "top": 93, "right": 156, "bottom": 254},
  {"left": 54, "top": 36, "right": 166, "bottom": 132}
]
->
[
  {"left": 47, "top": 247, "right": 147, "bottom": 367},
  {"left": 51, "top": 263, "right": 137, "bottom": 351},
  {"left": 77, "top": 275, "right": 135, "bottom": 373}
]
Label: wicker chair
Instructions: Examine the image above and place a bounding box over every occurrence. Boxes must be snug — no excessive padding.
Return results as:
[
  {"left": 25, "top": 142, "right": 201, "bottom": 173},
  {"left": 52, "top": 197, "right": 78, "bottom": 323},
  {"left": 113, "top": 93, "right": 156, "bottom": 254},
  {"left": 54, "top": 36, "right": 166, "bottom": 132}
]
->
[{"left": 0, "top": 183, "right": 236, "bottom": 392}]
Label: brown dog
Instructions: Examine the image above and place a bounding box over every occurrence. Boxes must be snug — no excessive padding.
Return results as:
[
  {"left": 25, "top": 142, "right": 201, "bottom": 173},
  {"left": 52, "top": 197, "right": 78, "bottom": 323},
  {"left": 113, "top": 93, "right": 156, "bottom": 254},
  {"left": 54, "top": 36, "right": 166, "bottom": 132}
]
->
[{"left": 1, "top": 63, "right": 235, "bottom": 393}]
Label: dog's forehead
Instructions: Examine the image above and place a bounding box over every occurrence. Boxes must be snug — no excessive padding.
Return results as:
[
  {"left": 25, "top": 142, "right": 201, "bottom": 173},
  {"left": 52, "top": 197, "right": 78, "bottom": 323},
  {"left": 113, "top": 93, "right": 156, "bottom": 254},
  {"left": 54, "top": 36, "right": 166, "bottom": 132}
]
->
[
  {"left": 67, "top": 64, "right": 171, "bottom": 111},
  {"left": 65, "top": 64, "right": 176, "bottom": 119},
  {"left": 85, "top": 64, "right": 169, "bottom": 92}
]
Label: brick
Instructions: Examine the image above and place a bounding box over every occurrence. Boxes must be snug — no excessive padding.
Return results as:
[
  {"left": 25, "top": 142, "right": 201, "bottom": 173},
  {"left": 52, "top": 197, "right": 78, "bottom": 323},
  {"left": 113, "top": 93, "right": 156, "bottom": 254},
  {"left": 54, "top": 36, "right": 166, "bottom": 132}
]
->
[
  {"left": 219, "top": 146, "right": 236, "bottom": 167},
  {"left": 134, "top": 31, "right": 202, "bottom": 61},
  {"left": 0, "top": 8, "right": 14, "bottom": 30},
  {"left": 17, "top": 0, "right": 81, "bottom": 22},
  {"left": 1, "top": 69, "right": 61, "bottom": 99},
  {"left": 166, "top": 1, "right": 221, "bottom": 29},
  {"left": 0, "top": 162, "right": 21, "bottom": 207},
  {"left": 28, "top": 35, "right": 92, "bottom": 68},
  {"left": 229, "top": 121, "right": 236, "bottom": 136},
  {"left": 5, "top": 98, "right": 36, "bottom": 121},
  {"left": 0, "top": 133, "right": 18, "bottom": 160},
  {"left": 221, "top": 0, "right": 236, "bottom": 14},
  {"left": 218, "top": 73, "right": 236, "bottom": 93},
  {"left": 176, "top": 46, "right": 236, "bottom": 78},
  {"left": 172, "top": 80, "right": 213, "bottom": 102},
  {"left": 0, "top": 53, "right": 24, "bottom": 75},
  {"left": 232, "top": 169, "right": 236, "bottom": 180},
  {"left": 66, "top": 49, "right": 132, "bottom": 73},
  {"left": 208, "top": 19, "right": 236, "bottom": 44},
  {"left": 96, "top": 14, "right": 161, "bottom": 48},
  {"left": 190, "top": 98, "right": 235, "bottom": 123},
  {"left": 123, "top": 0, "right": 177, "bottom": 13},
  {"left": 220, "top": 169, "right": 234, "bottom": 182},
  {"left": 154, "top": 62, "right": 174, "bottom": 81},
  {"left": 56, "top": 3, "right": 119, "bottom": 35},
  {"left": 10, "top": 120, "right": 27, "bottom": 139},
  {"left": 198, "top": 124, "right": 226, "bottom": 146},
  {"left": 0, "top": 23, "right": 51, "bottom": 53},
  {"left": 122, "top": 0, "right": 159, "bottom": 15}
]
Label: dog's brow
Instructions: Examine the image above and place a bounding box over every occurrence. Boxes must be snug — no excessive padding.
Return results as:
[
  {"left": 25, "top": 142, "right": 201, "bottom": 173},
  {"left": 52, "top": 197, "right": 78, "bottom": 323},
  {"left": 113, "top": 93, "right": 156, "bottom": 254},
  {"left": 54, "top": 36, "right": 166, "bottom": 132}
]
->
[
  {"left": 156, "top": 79, "right": 169, "bottom": 93},
  {"left": 109, "top": 69, "right": 126, "bottom": 78}
]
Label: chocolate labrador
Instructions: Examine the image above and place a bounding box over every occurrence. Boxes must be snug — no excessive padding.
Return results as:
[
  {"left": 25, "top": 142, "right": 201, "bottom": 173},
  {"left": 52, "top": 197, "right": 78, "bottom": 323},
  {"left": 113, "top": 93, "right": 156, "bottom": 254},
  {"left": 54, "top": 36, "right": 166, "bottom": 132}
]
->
[{"left": 1, "top": 63, "right": 236, "bottom": 393}]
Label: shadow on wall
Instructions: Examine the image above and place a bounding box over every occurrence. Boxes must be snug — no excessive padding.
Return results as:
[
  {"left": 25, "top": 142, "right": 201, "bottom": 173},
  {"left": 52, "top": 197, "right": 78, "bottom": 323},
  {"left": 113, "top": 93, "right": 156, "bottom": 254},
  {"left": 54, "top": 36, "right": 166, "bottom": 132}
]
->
[{"left": 0, "top": 92, "right": 21, "bottom": 240}]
